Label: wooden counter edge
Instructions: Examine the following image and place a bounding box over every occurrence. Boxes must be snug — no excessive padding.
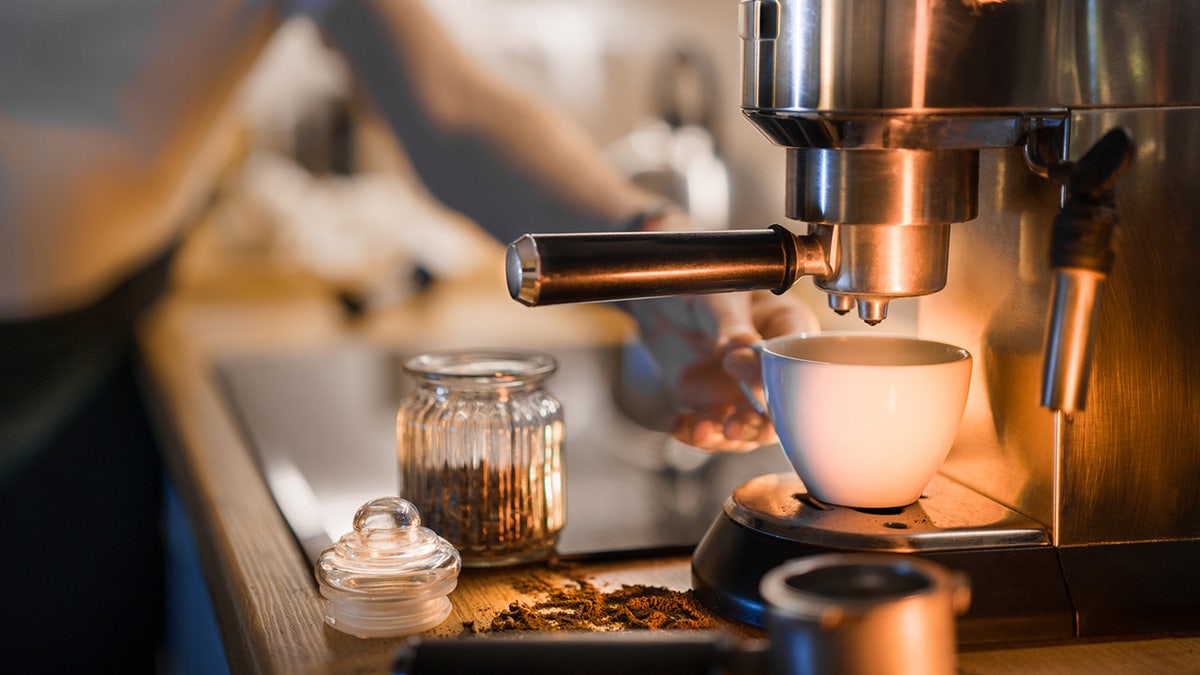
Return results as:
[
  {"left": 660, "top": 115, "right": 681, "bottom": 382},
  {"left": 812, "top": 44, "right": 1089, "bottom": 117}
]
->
[{"left": 139, "top": 295, "right": 405, "bottom": 674}]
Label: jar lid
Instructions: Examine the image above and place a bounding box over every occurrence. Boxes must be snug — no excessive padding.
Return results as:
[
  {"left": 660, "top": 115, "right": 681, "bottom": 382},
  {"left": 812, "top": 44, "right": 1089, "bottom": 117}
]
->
[
  {"left": 315, "top": 497, "right": 461, "bottom": 638},
  {"left": 403, "top": 349, "right": 557, "bottom": 383}
]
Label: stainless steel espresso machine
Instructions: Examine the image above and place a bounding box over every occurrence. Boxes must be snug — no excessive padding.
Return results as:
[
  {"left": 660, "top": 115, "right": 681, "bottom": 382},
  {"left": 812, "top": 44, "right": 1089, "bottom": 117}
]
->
[{"left": 505, "top": 0, "right": 1200, "bottom": 644}]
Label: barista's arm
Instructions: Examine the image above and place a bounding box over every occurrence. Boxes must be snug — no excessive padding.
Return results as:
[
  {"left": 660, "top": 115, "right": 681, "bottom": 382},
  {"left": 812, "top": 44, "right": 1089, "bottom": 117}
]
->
[
  {"left": 319, "top": 0, "right": 819, "bottom": 452},
  {"left": 320, "top": 0, "right": 681, "bottom": 243}
]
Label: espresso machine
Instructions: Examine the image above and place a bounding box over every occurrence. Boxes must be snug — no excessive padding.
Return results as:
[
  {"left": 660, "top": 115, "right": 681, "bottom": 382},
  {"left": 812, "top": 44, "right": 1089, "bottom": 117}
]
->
[{"left": 506, "top": 0, "right": 1200, "bottom": 644}]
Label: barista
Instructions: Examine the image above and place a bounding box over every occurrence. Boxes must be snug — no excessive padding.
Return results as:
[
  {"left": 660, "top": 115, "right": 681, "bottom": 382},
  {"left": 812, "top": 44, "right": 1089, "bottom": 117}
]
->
[{"left": 0, "top": 0, "right": 816, "bottom": 670}]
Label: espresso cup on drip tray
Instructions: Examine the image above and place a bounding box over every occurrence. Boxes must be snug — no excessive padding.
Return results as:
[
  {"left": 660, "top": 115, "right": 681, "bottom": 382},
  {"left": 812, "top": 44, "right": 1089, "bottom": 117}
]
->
[{"left": 756, "top": 332, "right": 972, "bottom": 509}]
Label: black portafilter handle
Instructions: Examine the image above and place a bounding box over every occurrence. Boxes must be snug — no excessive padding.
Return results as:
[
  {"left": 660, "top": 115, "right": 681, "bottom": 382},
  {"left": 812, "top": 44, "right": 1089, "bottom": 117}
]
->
[
  {"left": 391, "top": 631, "right": 769, "bottom": 675},
  {"left": 505, "top": 224, "right": 808, "bottom": 306}
]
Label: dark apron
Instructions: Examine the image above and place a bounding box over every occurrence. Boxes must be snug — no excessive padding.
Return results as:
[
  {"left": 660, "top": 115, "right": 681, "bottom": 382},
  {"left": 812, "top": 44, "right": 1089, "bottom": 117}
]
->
[{"left": 0, "top": 245, "right": 176, "bottom": 673}]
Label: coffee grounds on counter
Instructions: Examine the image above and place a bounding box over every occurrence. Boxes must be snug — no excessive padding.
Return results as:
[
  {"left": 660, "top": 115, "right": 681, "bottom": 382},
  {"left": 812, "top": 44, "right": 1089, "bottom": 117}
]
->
[{"left": 486, "top": 570, "right": 719, "bottom": 632}]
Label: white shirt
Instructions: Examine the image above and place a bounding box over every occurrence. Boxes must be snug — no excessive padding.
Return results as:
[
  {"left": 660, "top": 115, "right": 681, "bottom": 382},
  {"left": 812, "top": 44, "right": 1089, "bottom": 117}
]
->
[{"left": 0, "top": 0, "right": 330, "bottom": 318}]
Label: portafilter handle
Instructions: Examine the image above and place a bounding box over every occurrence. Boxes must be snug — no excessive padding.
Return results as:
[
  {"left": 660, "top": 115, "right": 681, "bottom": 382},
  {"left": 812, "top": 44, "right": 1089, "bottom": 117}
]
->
[
  {"left": 505, "top": 224, "right": 828, "bottom": 306},
  {"left": 1041, "top": 127, "right": 1134, "bottom": 413}
]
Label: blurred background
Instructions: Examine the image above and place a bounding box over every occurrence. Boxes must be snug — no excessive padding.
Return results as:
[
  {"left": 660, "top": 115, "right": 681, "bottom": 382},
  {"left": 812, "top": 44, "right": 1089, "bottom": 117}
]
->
[
  {"left": 424, "top": 0, "right": 780, "bottom": 228},
  {"left": 211, "top": 0, "right": 907, "bottom": 332},
  {"left": 173, "top": 5, "right": 796, "bottom": 672},
  {"left": 164, "top": 2, "right": 912, "bottom": 672}
]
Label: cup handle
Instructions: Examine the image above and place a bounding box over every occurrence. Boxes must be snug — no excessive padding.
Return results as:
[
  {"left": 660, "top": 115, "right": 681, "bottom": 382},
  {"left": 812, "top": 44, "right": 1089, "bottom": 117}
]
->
[
  {"left": 737, "top": 340, "right": 768, "bottom": 416},
  {"left": 737, "top": 381, "right": 768, "bottom": 416}
]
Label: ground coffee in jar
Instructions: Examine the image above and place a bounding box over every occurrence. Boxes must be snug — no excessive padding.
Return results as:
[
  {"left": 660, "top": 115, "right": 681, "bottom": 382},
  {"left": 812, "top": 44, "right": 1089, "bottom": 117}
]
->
[{"left": 397, "top": 349, "right": 564, "bottom": 567}]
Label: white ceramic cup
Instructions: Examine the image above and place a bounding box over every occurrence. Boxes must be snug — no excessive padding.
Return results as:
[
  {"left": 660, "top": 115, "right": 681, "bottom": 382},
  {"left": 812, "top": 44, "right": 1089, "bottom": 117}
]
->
[{"left": 757, "top": 332, "right": 972, "bottom": 508}]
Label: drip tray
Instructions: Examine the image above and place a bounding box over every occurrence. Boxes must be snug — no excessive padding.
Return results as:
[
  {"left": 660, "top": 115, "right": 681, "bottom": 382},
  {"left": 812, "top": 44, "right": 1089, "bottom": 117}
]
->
[{"left": 214, "top": 344, "right": 792, "bottom": 564}]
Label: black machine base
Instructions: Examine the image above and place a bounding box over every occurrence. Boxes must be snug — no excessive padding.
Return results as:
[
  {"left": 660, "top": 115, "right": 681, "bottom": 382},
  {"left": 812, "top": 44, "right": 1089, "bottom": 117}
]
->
[{"left": 692, "top": 493, "right": 1200, "bottom": 645}]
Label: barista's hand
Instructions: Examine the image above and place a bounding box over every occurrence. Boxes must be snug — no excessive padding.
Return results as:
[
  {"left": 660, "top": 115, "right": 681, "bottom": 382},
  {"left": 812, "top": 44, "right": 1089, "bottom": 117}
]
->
[
  {"left": 628, "top": 289, "right": 820, "bottom": 452},
  {"left": 671, "top": 291, "right": 819, "bottom": 451}
]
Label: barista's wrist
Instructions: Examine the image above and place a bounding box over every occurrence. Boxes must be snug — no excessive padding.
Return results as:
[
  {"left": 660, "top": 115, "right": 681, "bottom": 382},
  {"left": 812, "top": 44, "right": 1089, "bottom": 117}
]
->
[
  {"left": 613, "top": 202, "right": 695, "bottom": 318},
  {"left": 622, "top": 202, "right": 689, "bottom": 232}
]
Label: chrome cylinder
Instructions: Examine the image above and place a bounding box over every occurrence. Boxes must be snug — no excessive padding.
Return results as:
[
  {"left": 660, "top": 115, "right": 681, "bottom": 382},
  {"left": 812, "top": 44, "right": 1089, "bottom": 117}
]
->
[
  {"left": 786, "top": 148, "right": 978, "bottom": 225},
  {"left": 738, "top": 0, "right": 1065, "bottom": 154},
  {"left": 1041, "top": 269, "right": 1105, "bottom": 412},
  {"left": 783, "top": 131, "right": 978, "bottom": 322},
  {"left": 761, "top": 554, "right": 970, "bottom": 675}
]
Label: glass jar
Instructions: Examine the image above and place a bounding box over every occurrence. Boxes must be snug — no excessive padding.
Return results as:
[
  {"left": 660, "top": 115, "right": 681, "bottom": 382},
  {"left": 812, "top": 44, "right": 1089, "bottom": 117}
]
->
[
  {"left": 397, "top": 349, "right": 565, "bottom": 567},
  {"left": 314, "top": 497, "right": 461, "bottom": 638}
]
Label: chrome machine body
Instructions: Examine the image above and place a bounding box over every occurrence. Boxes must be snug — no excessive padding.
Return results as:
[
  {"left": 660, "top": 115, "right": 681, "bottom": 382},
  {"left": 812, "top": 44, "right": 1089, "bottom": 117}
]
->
[{"left": 506, "top": 0, "right": 1200, "bottom": 642}]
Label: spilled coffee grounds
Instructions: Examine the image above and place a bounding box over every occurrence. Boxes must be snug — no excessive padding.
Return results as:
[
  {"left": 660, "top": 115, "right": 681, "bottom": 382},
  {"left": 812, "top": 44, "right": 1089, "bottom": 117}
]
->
[{"left": 487, "top": 571, "right": 719, "bottom": 632}]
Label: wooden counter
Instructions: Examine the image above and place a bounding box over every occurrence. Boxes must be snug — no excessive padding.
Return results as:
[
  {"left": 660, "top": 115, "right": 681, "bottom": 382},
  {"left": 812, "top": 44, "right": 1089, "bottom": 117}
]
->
[{"left": 140, "top": 227, "right": 1200, "bottom": 674}]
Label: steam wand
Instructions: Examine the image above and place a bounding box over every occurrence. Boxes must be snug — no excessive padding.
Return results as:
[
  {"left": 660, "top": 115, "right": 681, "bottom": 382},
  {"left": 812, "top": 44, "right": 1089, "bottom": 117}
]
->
[{"left": 1040, "top": 127, "right": 1135, "bottom": 413}]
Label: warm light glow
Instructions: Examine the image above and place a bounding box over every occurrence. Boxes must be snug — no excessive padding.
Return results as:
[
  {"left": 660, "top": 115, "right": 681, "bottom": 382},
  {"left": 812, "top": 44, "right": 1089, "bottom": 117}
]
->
[
  {"left": 819, "top": 0, "right": 836, "bottom": 108},
  {"left": 911, "top": 0, "right": 931, "bottom": 109},
  {"left": 901, "top": 151, "right": 919, "bottom": 228}
]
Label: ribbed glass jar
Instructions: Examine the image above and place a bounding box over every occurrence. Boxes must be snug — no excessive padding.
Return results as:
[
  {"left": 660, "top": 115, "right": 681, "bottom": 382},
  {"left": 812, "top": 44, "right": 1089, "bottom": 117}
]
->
[{"left": 397, "top": 349, "right": 565, "bottom": 567}]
